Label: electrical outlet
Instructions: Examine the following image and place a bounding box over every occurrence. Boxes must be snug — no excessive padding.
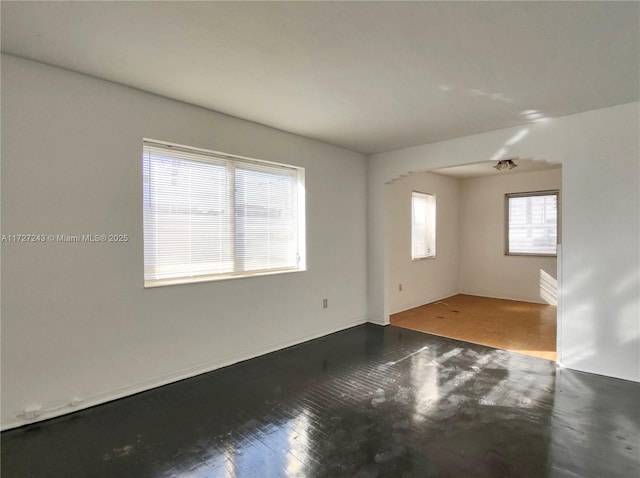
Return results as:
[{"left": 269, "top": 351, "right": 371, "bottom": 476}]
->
[
  {"left": 323, "top": 298, "right": 328, "bottom": 309},
  {"left": 399, "top": 283, "right": 403, "bottom": 291}
]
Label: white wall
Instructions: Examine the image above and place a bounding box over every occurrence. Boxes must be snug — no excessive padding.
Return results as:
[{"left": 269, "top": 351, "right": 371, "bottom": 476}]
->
[
  {"left": 0, "top": 55, "right": 368, "bottom": 429},
  {"left": 386, "top": 172, "right": 459, "bottom": 314},
  {"left": 368, "top": 102, "right": 640, "bottom": 382},
  {"left": 458, "top": 169, "right": 561, "bottom": 304},
  {"left": 386, "top": 168, "right": 559, "bottom": 311}
]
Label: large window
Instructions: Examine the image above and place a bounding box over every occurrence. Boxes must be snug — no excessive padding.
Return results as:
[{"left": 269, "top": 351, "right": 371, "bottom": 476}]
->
[
  {"left": 506, "top": 190, "right": 558, "bottom": 256},
  {"left": 411, "top": 191, "right": 436, "bottom": 260},
  {"left": 143, "top": 140, "right": 305, "bottom": 287}
]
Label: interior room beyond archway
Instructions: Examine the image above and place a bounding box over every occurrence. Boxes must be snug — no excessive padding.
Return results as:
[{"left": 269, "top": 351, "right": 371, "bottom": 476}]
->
[{"left": 386, "top": 161, "right": 561, "bottom": 361}]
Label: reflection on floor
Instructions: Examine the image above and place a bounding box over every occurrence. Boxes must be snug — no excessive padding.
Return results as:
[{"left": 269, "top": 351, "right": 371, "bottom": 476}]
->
[
  {"left": 2, "top": 324, "right": 638, "bottom": 477},
  {"left": 391, "top": 294, "right": 557, "bottom": 361}
]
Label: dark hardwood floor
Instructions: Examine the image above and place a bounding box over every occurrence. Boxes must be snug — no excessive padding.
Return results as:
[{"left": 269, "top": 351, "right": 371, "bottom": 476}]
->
[{"left": 2, "top": 324, "right": 638, "bottom": 477}]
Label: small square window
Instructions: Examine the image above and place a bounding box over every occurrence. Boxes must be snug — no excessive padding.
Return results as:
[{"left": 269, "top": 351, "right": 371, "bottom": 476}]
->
[{"left": 506, "top": 190, "right": 558, "bottom": 256}]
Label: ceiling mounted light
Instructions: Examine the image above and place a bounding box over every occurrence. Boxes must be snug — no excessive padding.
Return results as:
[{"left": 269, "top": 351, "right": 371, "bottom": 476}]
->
[{"left": 494, "top": 159, "right": 518, "bottom": 171}]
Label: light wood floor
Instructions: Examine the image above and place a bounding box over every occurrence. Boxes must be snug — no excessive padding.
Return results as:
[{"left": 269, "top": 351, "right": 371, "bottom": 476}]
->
[{"left": 390, "top": 294, "right": 557, "bottom": 361}]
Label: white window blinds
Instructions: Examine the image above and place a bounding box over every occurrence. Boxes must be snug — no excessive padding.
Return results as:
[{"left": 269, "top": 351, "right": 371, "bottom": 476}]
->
[
  {"left": 507, "top": 191, "right": 558, "bottom": 255},
  {"left": 143, "top": 140, "right": 305, "bottom": 286},
  {"left": 411, "top": 191, "right": 436, "bottom": 260}
]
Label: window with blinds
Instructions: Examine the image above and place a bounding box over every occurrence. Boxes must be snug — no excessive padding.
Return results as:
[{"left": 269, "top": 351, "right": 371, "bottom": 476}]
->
[
  {"left": 506, "top": 190, "right": 558, "bottom": 256},
  {"left": 143, "top": 140, "right": 305, "bottom": 287},
  {"left": 411, "top": 191, "right": 436, "bottom": 260}
]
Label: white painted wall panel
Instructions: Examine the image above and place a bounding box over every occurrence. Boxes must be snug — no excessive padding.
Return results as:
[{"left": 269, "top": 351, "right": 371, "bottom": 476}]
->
[
  {"left": 386, "top": 172, "right": 459, "bottom": 314},
  {"left": 1, "top": 55, "right": 368, "bottom": 429},
  {"left": 458, "top": 169, "right": 561, "bottom": 303},
  {"left": 369, "top": 102, "right": 640, "bottom": 382}
]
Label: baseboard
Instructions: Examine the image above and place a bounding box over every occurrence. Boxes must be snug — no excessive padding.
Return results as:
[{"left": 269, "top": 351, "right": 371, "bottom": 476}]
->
[
  {"left": 367, "top": 316, "right": 388, "bottom": 326},
  {"left": 457, "top": 291, "right": 550, "bottom": 305},
  {"left": 1, "top": 316, "right": 368, "bottom": 431},
  {"left": 390, "top": 292, "right": 460, "bottom": 316}
]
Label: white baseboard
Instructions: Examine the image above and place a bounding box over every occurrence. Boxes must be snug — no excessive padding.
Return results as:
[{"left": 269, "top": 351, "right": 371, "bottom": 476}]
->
[
  {"left": 390, "top": 292, "right": 460, "bottom": 316},
  {"left": 366, "top": 316, "right": 387, "bottom": 326},
  {"left": 1, "top": 316, "right": 368, "bottom": 431},
  {"left": 457, "top": 291, "right": 550, "bottom": 305}
]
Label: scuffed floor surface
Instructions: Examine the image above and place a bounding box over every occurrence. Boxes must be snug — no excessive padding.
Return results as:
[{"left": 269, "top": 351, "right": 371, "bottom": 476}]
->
[{"left": 2, "top": 324, "right": 638, "bottom": 477}]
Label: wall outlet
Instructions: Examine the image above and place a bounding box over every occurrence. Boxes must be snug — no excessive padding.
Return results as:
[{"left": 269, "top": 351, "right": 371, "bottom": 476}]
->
[
  {"left": 399, "top": 283, "right": 403, "bottom": 291},
  {"left": 323, "top": 298, "right": 328, "bottom": 309}
]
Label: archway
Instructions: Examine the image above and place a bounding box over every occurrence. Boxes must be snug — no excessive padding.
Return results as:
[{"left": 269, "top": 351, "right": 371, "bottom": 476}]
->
[{"left": 384, "top": 159, "right": 561, "bottom": 360}]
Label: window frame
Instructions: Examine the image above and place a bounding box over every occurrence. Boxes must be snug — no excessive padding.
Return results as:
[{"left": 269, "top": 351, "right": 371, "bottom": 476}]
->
[
  {"left": 505, "top": 189, "right": 559, "bottom": 257},
  {"left": 411, "top": 190, "right": 436, "bottom": 261},
  {"left": 142, "top": 139, "right": 306, "bottom": 288}
]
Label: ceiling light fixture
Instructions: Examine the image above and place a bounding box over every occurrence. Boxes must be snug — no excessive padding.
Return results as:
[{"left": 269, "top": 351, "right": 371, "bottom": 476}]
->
[{"left": 494, "top": 159, "right": 518, "bottom": 171}]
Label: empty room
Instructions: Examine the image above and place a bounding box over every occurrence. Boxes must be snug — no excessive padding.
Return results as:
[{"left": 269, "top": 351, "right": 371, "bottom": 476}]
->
[{"left": 1, "top": 2, "right": 638, "bottom": 478}]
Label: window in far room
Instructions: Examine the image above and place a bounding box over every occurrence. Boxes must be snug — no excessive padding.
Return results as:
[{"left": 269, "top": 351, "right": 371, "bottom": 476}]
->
[
  {"left": 411, "top": 191, "right": 436, "bottom": 260},
  {"left": 506, "top": 190, "right": 558, "bottom": 256},
  {"left": 142, "top": 140, "right": 306, "bottom": 287}
]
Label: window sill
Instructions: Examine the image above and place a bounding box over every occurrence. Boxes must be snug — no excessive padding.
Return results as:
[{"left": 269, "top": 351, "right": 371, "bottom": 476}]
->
[
  {"left": 144, "top": 267, "right": 306, "bottom": 288},
  {"left": 505, "top": 253, "right": 557, "bottom": 258},
  {"left": 411, "top": 255, "right": 436, "bottom": 261}
]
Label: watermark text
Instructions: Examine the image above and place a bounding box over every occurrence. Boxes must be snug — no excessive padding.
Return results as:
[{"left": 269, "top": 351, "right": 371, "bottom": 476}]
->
[{"left": 2, "top": 234, "right": 129, "bottom": 243}]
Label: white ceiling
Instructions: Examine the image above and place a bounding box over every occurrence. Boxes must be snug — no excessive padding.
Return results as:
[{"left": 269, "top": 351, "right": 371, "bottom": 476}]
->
[{"left": 2, "top": 1, "right": 638, "bottom": 154}]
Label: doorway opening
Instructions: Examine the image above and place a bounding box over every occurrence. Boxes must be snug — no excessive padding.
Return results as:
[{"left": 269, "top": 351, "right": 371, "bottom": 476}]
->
[{"left": 385, "top": 159, "right": 561, "bottom": 361}]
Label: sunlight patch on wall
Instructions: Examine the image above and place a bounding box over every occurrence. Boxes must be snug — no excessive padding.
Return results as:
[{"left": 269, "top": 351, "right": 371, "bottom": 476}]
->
[
  {"left": 618, "top": 301, "right": 640, "bottom": 346},
  {"left": 540, "top": 269, "right": 558, "bottom": 305},
  {"left": 612, "top": 270, "right": 640, "bottom": 346}
]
